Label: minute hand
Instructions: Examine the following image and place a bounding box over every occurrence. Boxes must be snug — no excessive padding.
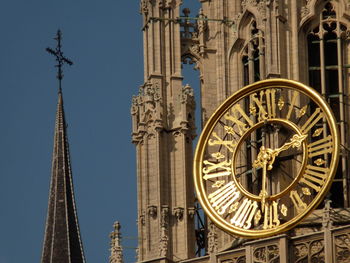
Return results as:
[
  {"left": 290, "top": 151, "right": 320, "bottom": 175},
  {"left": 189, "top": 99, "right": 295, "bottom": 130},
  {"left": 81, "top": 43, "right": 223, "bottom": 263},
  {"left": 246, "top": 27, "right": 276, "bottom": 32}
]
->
[{"left": 267, "top": 134, "right": 307, "bottom": 170}]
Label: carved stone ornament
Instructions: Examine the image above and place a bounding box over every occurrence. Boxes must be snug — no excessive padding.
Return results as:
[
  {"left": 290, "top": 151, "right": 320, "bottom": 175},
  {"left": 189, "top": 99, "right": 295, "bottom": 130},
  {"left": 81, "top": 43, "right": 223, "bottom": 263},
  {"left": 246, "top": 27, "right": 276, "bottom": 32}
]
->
[
  {"left": 173, "top": 207, "right": 184, "bottom": 221},
  {"left": 294, "top": 239, "right": 324, "bottom": 263},
  {"left": 159, "top": 0, "right": 177, "bottom": 9},
  {"left": 197, "top": 8, "right": 207, "bottom": 34},
  {"left": 135, "top": 247, "right": 140, "bottom": 262},
  {"left": 301, "top": 5, "right": 310, "bottom": 18},
  {"left": 235, "top": 256, "right": 246, "bottom": 263},
  {"left": 188, "top": 207, "right": 195, "bottom": 219},
  {"left": 253, "top": 244, "right": 279, "bottom": 263},
  {"left": 109, "top": 221, "right": 124, "bottom": 263},
  {"left": 131, "top": 96, "right": 139, "bottom": 115},
  {"left": 140, "top": 0, "right": 149, "bottom": 15},
  {"left": 334, "top": 232, "right": 350, "bottom": 263},
  {"left": 241, "top": 0, "right": 267, "bottom": 20},
  {"left": 139, "top": 211, "right": 146, "bottom": 225},
  {"left": 207, "top": 222, "right": 218, "bottom": 253},
  {"left": 131, "top": 81, "right": 164, "bottom": 143},
  {"left": 322, "top": 199, "right": 333, "bottom": 229},
  {"left": 180, "top": 84, "right": 196, "bottom": 138},
  {"left": 180, "top": 84, "right": 194, "bottom": 103},
  {"left": 159, "top": 206, "right": 169, "bottom": 257},
  {"left": 147, "top": 205, "right": 157, "bottom": 218}
]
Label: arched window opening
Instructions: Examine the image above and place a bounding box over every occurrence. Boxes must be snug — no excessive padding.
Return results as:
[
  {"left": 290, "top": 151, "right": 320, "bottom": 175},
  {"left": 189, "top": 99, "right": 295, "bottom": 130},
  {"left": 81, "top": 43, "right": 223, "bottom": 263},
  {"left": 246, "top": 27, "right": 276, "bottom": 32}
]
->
[
  {"left": 241, "top": 20, "right": 265, "bottom": 85},
  {"left": 238, "top": 19, "right": 265, "bottom": 194},
  {"left": 307, "top": 2, "right": 349, "bottom": 208},
  {"left": 242, "top": 55, "right": 249, "bottom": 86}
]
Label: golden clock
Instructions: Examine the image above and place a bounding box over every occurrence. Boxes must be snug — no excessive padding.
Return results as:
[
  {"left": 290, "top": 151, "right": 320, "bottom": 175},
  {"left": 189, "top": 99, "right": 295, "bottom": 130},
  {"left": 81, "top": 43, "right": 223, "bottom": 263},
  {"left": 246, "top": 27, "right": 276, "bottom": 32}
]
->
[{"left": 194, "top": 79, "right": 339, "bottom": 238}]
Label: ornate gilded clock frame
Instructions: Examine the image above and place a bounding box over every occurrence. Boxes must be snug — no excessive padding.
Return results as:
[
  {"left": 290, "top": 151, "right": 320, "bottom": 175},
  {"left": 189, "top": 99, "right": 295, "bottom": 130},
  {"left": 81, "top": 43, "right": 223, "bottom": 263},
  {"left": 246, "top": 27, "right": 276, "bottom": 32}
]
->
[{"left": 194, "top": 79, "right": 340, "bottom": 238}]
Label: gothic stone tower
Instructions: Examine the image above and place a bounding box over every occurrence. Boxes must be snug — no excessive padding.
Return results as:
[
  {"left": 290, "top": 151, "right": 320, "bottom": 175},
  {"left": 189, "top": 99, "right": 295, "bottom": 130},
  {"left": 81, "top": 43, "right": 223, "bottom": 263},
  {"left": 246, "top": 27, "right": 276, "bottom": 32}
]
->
[
  {"left": 133, "top": 0, "right": 350, "bottom": 262},
  {"left": 132, "top": 0, "right": 196, "bottom": 261}
]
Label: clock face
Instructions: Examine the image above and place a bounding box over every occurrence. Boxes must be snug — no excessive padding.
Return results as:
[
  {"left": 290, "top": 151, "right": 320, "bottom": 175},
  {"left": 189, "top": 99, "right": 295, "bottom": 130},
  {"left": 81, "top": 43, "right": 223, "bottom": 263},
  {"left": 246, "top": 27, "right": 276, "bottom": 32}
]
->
[{"left": 194, "top": 79, "right": 339, "bottom": 238}]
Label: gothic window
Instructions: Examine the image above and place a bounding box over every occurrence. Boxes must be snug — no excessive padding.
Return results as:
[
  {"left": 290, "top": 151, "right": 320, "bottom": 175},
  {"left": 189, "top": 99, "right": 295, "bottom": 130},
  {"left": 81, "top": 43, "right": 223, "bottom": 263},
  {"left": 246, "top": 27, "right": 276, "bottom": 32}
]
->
[
  {"left": 240, "top": 19, "right": 265, "bottom": 193},
  {"left": 242, "top": 20, "right": 265, "bottom": 85},
  {"left": 307, "top": 2, "right": 349, "bottom": 207}
]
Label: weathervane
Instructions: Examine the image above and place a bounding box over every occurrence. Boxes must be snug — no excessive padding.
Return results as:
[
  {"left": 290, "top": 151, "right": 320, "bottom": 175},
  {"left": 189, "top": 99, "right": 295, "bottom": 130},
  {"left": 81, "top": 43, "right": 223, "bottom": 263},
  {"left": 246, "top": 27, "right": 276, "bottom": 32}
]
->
[{"left": 46, "top": 29, "right": 73, "bottom": 91}]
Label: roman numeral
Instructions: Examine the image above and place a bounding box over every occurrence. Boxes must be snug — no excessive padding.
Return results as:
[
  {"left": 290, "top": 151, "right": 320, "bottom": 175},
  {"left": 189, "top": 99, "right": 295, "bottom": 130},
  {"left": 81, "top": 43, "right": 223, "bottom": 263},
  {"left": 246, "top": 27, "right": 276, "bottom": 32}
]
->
[
  {"left": 230, "top": 198, "right": 258, "bottom": 229},
  {"left": 208, "top": 132, "right": 237, "bottom": 152},
  {"left": 225, "top": 104, "right": 253, "bottom": 135},
  {"left": 265, "top": 89, "right": 277, "bottom": 119},
  {"left": 290, "top": 190, "right": 307, "bottom": 213},
  {"left": 286, "top": 91, "right": 298, "bottom": 120},
  {"left": 263, "top": 201, "right": 280, "bottom": 230},
  {"left": 252, "top": 91, "right": 268, "bottom": 121},
  {"left": 250, "top": 89, "right": 277, "bottom": 121},
  {"left": 203, "top": 160, "right": 232, "bottom": 180},
  {"left": 308, "top": 135, "right": 333, "bottom": 158},
  {"left": 208, "top": 181, "right": 240, "bottom": 215},
  {"left": 300, "top": 165, "right": 328, "bottom": 192},
  {"left": 300, "top": 108, "right": 324, "bottom": 134}
]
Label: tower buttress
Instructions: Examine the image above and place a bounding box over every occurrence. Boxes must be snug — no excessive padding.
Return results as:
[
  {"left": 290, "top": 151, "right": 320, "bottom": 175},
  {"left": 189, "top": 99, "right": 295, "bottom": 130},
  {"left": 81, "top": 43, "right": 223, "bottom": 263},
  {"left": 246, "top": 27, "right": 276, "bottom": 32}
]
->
[{"left": 133, "top": 0, "right": 196, "bottom": 261}]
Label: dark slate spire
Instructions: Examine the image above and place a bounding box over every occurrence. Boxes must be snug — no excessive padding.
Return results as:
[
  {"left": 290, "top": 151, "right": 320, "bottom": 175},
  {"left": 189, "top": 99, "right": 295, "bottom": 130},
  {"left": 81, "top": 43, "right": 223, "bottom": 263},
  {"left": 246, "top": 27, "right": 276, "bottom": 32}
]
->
[{"left": 41, "top": 90, "right": 86, "bottom": 263}]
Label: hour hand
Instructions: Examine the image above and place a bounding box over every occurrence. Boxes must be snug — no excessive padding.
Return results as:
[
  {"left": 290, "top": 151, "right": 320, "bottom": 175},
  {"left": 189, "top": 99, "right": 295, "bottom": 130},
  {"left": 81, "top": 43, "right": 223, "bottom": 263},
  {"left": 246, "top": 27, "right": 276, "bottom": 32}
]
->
[
  {"left": 266, "top": 134, "right": 307, "bottom": 170},
  {"left": 272, "top": 134, "right": 307, "bottom": 156}
]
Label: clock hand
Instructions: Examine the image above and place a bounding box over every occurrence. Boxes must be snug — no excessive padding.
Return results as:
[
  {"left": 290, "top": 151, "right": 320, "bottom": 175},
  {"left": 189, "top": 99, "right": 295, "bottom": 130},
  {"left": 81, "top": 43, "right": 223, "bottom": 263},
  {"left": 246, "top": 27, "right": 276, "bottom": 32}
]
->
[
  {"left": 260, "top": 159, "right": 268, "bottom": 212},
  {"left": 252, "top": 134, "right": 306, "bottom": 211},
  {"left": 253, "top": 146, "right": 270, "bottom": 212},
  {"left": 273, "top": 134, "right": 307, "bottom": 155},
  {"left": 265, "top": 134, "right": 307, "bottom": 170}
]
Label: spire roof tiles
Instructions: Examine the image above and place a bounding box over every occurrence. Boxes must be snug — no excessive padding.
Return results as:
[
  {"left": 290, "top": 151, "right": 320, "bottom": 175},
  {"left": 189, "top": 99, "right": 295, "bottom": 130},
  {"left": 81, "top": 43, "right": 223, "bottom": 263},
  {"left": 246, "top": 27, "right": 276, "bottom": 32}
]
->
[{"left": 41, "top": 91, "right": 86, "bottom": 263}]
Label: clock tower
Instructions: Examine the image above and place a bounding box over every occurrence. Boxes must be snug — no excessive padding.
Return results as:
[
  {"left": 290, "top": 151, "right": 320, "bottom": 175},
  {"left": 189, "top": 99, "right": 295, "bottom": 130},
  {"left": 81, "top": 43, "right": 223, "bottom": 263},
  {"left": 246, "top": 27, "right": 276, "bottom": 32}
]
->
[{"left": 132, "top": 1, "right": 350, "bottom": 262}]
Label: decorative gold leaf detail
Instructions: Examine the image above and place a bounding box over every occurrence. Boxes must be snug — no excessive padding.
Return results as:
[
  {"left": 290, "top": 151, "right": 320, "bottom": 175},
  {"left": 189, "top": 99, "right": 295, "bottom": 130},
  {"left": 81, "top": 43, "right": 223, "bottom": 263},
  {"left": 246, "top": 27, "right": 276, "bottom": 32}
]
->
[
  {"left": 278, "top": 97, "right": 285, "bottom": 110},
  {"left": 211, "top": 152, "right": 225, "bottom": 160},
  {"left": 249, "top": 104, "right": 256, "bottom": 115},
  {"left": 281, "top": 204, "right": 288, "bottom": 217},
  {"left": 229, "top": 202, "right": 239, "bottom": 213},
  {"left": 298, "top": 105, "right": 308, "bottom": 118},
  {"left": 224, "top": 126, "right": 235, "bottom": 135},
  {"left": 254, "top": 209, "right": 261, "bottom": 225},
  {"left": 312, "top": 128, "right": 323, "bottom": 137},
  {"left": 212, "top": 180, "right": 225, "bottom": 188},
  {"left": 302, "top": 187, "right": 311, "bottom": 196},
  {"left": 314, "top": 158, "right": 326, "bottom": 166}
]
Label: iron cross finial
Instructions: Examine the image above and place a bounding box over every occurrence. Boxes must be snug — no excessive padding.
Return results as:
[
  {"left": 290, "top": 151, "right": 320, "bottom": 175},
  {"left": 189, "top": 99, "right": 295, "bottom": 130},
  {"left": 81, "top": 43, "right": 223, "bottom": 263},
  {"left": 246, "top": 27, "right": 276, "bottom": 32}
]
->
[{"left": 46, "top": 29, "right": 73, "bottom": 91}]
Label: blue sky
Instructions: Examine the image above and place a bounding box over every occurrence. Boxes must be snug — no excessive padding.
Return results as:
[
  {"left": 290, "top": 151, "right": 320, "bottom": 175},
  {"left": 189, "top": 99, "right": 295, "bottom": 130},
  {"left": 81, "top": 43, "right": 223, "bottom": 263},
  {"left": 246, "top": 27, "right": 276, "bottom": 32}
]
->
[{"left": 0, "top": 1, "right": 201, "bottom": 262}]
